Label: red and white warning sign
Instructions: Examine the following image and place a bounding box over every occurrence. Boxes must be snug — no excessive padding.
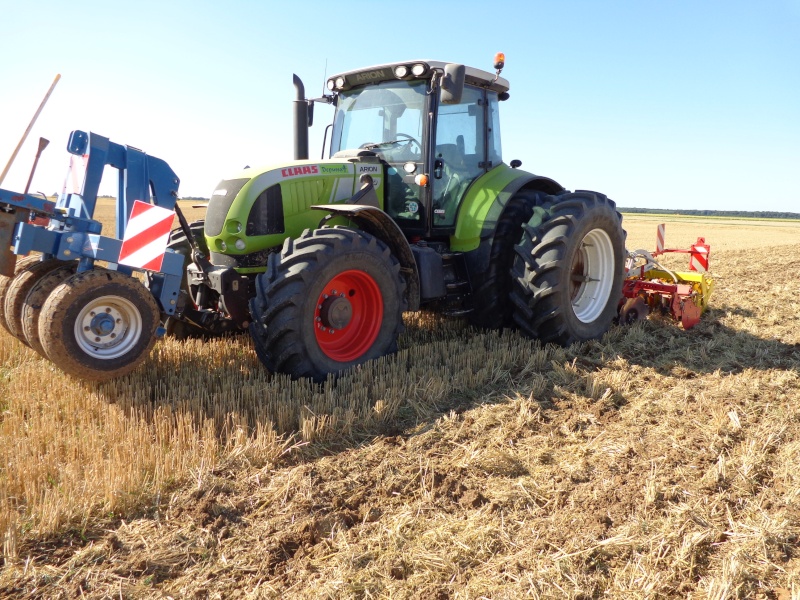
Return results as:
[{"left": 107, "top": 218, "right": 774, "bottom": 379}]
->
[
  {"left": 689, "top": 238, "right": 710, "bottom": 272},
  {"left": 118, "top": 200, "right": 174, "bottom": 272},
  {"left": 656, "top": 223, "right": 665, "bottom": 254}
]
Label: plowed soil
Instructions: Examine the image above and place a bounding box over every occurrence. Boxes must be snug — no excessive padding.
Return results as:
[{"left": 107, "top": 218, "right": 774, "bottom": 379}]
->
[{"left": 1, "top": 213, "right": 799, "bottom": 599}]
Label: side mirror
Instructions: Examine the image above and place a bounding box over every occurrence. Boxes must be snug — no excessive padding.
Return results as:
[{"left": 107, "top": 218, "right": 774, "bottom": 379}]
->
[{"left": 440, "top": 64, "right": 465, "bottom": 105}]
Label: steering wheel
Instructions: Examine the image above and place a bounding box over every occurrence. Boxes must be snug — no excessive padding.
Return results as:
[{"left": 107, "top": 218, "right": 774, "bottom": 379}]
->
[
  {"left": 394, "top": 133, "right": 422, "bottom": 156},
  {"left": 359, "top": 134, "right": 422, "bottom": 157}
]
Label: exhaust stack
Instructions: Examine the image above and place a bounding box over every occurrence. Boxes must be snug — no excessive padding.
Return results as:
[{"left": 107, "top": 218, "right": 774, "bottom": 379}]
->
[{"left": 292, "top": 74, "right": 309, "bottom": 161}]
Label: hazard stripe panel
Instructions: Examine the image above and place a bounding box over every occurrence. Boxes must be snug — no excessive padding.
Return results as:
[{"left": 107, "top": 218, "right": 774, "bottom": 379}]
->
[{"left": 118, "top": 200, "right": 175, "bottom": 272}]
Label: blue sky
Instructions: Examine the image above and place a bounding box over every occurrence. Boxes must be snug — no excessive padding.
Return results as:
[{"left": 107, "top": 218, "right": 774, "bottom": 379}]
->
[{"left": 1, "top": 0, "right": 798, "bottom": 212}]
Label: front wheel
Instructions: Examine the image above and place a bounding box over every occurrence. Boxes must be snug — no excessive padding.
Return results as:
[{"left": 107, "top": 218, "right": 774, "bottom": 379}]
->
[
  {"left": 510, "top": 191, "right": 626, "bottom": 345},
  {"left": 249, "top": 227, "right": 406, "bottom": 382},
  {"left": 38, "top": 269, "right": 161, "bottom": 380}
]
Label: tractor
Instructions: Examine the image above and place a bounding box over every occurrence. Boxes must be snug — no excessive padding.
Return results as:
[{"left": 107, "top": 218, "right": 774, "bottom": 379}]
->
[
  {"left": 0, "top": 55, "right": 626, "bottom": 382},
  {"left": 168, "top": 54, "right": 627, "bottom": 381}
]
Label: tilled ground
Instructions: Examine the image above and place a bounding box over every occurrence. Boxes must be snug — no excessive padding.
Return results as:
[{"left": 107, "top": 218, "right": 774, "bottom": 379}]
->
[{"left": 2, "top": 230, "right": 800, "bottom": 599}]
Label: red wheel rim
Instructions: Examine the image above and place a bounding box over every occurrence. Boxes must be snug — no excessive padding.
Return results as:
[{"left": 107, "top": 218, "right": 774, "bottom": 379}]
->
[{"left": 314, "top": 269, "right": 383, "bottom": 362}]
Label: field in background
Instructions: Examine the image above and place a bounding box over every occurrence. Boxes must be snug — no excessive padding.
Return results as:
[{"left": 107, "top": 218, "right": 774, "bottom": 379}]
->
[{"left": 1, "top": 212, "right": 799, "bottom": 598}]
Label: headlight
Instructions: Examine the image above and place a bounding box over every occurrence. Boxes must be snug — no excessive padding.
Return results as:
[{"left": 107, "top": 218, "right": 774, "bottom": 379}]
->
[
  {"left": 394, "top": 65, "right": 409, "bottom": 79},
  {"left": 327, "top": 79, "right": 335, "bottom": 91},
  {"left": 234, "top": 238, "right": 246, "bottom": 251},
  {"left": 411, "top": 63, "right": 427, "bottom": 77},
  {"left": 335, "top": 76, "right": 345, "bottom": 89}
]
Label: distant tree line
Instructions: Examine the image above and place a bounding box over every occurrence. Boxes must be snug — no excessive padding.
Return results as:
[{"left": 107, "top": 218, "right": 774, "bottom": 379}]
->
[{"left": 620, "top": 207, "right": 800, "bottom": 220}]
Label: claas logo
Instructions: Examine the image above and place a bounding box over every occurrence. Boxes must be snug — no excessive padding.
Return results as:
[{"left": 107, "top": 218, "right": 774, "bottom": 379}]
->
[{"left": 281, "top": 165, "right": 320, "bottom": 178}]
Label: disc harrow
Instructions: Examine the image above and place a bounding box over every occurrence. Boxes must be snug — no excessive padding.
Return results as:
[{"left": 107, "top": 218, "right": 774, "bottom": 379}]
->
[
  {"left": 620, "top": 224, "right": 714, "bottom": 329},
  {"left": 0, "top": 130, "right": 185, "bottom": 380}
]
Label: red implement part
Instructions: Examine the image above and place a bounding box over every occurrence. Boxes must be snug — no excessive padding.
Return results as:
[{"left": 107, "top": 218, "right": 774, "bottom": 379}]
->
[
  {"left": 622, "top": 278, "right": 703, "bottom": 329},
  {"left": 676, "top": 294, "right": 702, "bottom": 329},
  {"left": 620, "top": 224, "right": 713, "bottom": 329}
]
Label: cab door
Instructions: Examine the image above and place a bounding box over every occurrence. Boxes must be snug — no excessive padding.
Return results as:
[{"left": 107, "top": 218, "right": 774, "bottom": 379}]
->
[{"left": 430, "top": 86, "right": 487, "bottom": 228}]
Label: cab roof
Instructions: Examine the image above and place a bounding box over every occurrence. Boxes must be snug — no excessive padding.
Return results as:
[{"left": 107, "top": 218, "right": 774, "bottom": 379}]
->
[{"left": 328, "top": 60, "right": 510, "bottom": 94}]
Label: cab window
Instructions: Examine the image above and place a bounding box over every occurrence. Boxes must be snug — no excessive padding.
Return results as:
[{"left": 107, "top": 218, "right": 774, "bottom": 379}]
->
[{"left": 432, "top": 85, "right": 486, "bottom": 227}]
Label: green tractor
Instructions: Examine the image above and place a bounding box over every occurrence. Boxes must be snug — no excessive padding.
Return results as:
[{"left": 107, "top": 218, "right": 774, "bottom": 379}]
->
[{"left": 170, "top": 55, "right": 626, "bottom": 381}]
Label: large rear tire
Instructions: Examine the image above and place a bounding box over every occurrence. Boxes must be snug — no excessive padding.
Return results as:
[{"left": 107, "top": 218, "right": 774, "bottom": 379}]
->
[
  {"left": 469, "top": 190, "right": 543, "bottom": 329},
  {"left": 39, "top": 269, "right": 160, "bottom": 381},
  {"left": 249, "top": 227, "right": 405, "bottom": 382},
  {"left": 510, "top": 191, "right": 626, "bottom": 345},
  {"left": 22, "top": 263, "right": 78, "bottom": 357},
  {"left": 3, "top": 258, "right": 66, "bottom": 343}
]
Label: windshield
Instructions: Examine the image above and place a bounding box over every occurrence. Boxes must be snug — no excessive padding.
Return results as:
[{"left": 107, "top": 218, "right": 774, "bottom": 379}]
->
[{"left": 330, "top": 80, "right": 427, "bottom": 159}]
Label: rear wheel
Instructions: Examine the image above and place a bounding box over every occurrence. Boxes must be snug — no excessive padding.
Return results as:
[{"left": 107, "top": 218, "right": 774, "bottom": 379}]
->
[
  {"left": 3, "top": 258, "right": 66, "bottom": 342},
  {"left": 0, "top": 254, "right": 42, "bottom": 334},
  {"left": 39, "top": 269, "right": 160, "bottom": 380},
  {"left": 249, "top": 227, "right": 405, "bottom": 382},
  {"left": 469, "top": 190, "right": 543, "bottom": 329},
  {"left": 22, "top": 263, "right": 78, "bottom": 356},
  {"left": 510, "top": 191, "right": 626, "bottom": 345}
]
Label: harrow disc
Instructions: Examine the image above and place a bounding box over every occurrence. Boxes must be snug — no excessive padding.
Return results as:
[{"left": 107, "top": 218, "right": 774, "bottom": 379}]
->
[{"left": 619, "top": 296, "right": 649, "bottom": 325}]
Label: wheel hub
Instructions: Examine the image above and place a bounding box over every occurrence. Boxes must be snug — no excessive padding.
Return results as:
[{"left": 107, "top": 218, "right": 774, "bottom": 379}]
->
[
  {"left": 313, "top": 270, "right": 384, "bottom": 362},
  {"left": 319, "top": 293, "right": 352, "bottom": 330},
  {"left": 81, "top": 305, "right": 128, "bottom": 347},
  {"left": 89, "top": 311, "right": 117, "bottom": 336},
  {"left": 74, "top": 295, "right": 142, "bottom": 358},
  {"left": 569, "top": 229, "right": 616, "bottom": 324}
]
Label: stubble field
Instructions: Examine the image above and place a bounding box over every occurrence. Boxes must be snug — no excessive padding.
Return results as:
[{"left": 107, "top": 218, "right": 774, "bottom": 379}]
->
[{"left": 1, "top": 206, "right": 799, "bottom": 599}]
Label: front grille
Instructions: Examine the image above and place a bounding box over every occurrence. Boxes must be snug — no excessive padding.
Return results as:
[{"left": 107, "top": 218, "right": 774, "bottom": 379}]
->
[
  {"left": 246, "top": 184, "right": 284, "bottom": 236},
  {"left": 205, "top": 178, "right": 250, "bottom": 236},
  {"left": 210, "top": 248, "right": 276, "bottom": 269}
]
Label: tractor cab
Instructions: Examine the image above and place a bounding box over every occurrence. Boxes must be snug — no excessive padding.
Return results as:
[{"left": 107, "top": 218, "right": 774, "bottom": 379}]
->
[{"left": 324, "top": 59, "right": 508, "bottom": 235}]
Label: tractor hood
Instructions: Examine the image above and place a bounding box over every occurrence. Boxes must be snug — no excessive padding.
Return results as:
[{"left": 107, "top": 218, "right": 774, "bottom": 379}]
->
[{"left": 204, "top": 156, "right": 385, "bottom": 270}]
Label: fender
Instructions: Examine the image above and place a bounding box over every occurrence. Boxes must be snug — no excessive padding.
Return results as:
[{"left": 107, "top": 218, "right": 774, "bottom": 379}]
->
[
  {"left": 452, "top": 163, "right": 565, "bottom": 252},
  {"left": 478, "top": 171, "right": 565, "bottom": 240},
  {"left": 453, "top": 164, "right": 566, "bottom": 286},
  {"left": 313, "top": 203, "right": 421, "bottom": 311}
]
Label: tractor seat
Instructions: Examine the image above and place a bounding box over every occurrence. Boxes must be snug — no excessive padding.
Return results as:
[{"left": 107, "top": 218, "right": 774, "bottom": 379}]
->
[{"left": 434, "top": 144, "right": 470, "bottom": 225}]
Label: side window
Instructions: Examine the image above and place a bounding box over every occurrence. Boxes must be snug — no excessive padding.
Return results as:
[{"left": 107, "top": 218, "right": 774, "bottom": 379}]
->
[{"left": 432, "top": 86, "right": 486, "bottom": 227}]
